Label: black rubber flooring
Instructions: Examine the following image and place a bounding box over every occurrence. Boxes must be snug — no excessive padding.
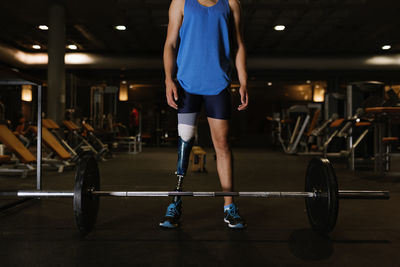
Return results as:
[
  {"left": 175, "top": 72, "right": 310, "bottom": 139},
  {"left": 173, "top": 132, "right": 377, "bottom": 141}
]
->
[{"left": 0, "top": 148, "right": 399, "bottom": 266}]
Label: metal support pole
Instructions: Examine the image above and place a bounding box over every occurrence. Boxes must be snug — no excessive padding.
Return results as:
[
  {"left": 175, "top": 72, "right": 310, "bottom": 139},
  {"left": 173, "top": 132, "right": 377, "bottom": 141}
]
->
[
  {"left": 138, "top": 109, "right": 142, "bottom": 152},
  {"left": 346, "top": 84, "right": 354, "bottom": 170},
  {"left": 37, "top": 85, "right": 42, "bottom": 190},
  {"left": 346, "top": 84, "right": 353, "bottom": 119},
  {"left": 349, "top": 132, "right": 354, "bottom": 170},
  {"left": 47, "top": 2, "right": 66, "bottom": 123}
]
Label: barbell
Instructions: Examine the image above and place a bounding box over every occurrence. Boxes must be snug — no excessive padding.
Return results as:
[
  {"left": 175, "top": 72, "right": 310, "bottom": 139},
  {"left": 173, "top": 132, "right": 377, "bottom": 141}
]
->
[{"left": 0, "top": 156, "right": 390, "bottom": 235}]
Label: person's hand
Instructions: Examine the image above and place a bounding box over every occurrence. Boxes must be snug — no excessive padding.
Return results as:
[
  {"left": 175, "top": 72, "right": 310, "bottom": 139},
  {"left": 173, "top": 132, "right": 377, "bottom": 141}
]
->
[
  {"left": 165, "top": 80, "right": 178, "bottom": 110},
  {"left": 238, "top": 86, "right": 248, "bottom": 111}
]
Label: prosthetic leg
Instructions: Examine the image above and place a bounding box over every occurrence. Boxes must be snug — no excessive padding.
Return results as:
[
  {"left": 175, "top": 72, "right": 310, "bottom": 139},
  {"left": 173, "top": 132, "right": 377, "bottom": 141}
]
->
[
  {"left": 159, "top": 136, "right": 194, "bottom": 228},
  {"left": 174, "top": 136, "right": 195, "bottom": 201},
  {"left": 159, "top": 111, "right": 197, "bottom": 228}
]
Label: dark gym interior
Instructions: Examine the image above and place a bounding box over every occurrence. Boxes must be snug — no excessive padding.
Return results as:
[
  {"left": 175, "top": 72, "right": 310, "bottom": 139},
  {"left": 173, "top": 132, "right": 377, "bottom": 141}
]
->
[{"left": 1, "top": 0, "right": 400, "bottom": 266}]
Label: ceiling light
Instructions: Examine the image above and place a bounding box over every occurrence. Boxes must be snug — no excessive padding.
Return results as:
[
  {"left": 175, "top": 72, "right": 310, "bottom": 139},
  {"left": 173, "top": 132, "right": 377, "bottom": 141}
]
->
[
  {"left": 115, "top": 25, "right": 126, "bottom": 31},
  {"left": 65, "top": 54, "right": 94, "bottom": 64},
  {"left": 67, "top": 44, "right": 78, "bottom": 50},
  {"left": 21, "top": 85, "right": 32, "bottom": 102},
  {"left": 306, "top": 80, "right": 311, "bottom": 84},
  {"left": 267, "top": 82, "right": 272, "bottom": 86},
  {"left": 32, "top": 45, "right": 41, "bottom": 50},
  {"left": 38, "top": 25, "right": 48, "bottom": 30},
  {"left": 274, "top": 25, "right": 285, "bottom": 31},
  {"left": 382, "top": 45, "right": 391, "bottom": 50},
  {"left": 119, "top": 81, "right": 128, "bottom": 101}
]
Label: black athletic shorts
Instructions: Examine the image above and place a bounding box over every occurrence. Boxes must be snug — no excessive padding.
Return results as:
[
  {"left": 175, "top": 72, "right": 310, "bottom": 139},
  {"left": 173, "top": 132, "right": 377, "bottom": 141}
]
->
[{"left": 177, "top": 86, "right": 231, "bottom": 120}]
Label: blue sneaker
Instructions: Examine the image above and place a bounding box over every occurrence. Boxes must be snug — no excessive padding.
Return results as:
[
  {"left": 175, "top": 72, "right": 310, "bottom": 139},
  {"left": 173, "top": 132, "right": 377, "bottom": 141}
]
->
[
  {"left": 159, "top": 200, "right": 182, "bottom": 229},
  {"left": 224, "top": 204, "right": 247, "bottom": 229}
]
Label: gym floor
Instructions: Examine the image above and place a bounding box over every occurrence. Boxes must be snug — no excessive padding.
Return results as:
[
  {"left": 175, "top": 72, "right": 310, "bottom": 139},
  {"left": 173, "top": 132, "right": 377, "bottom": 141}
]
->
[{"left": 0, "top": 148, "right": 399, "bottom": 266}]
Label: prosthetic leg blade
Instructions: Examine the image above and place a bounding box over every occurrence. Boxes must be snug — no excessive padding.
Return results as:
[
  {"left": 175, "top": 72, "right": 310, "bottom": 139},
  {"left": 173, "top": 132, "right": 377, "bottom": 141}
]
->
[{"left": 159, "top": 137, "right": 194, "bottom": 229}]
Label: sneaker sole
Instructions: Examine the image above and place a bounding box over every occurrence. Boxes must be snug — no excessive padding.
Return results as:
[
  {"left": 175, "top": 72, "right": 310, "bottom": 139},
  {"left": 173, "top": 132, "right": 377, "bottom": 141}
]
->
[
  {"left": 224, "top": 218, "right": 247, "bottom": 229},
  {"left": 159, "top": 221, "right": 179, "bottom": 229}
]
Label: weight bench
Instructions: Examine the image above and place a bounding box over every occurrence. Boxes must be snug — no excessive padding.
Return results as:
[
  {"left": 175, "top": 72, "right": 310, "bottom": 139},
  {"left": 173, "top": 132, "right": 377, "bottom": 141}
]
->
[
  {"left": 62, "top": 120, "right": 100, "bottom": 159},
  {"left": 42, "top": 118, "right": 60, "bottom": 130},
  {"left": 324, "top": 118, "right": 372, "bottom": 168},
  {"left": 13, "top": 119, "right": 32, "bottom": 148},
  {"left": 382, "top": 137, "right": 399, "bottom": 172},
  {"left": 29, "top": 126, "right": 74, "bottom": 172},
  {"left": 306, "top": 109, "right": 321, "bottom": 137},
  {"left": 0, "top": 155, "right": 10, "bottom": 162},
  {"left": 113, "top": 123, "right": 142, "bottom": 154},
  {"left": 0, "top": 125, "right": 35, "bottom": 177},
  {"left": 190, "top": 146, "right": 206, "bottom": 172},
  {"left": 0, "top": 155, "right": 27, "bottom": 177},
  {"left": 302, "top": 109, "right": 321, "bottom": 152},
  {"left": 115, "top": 136, "right": 140, "bottom": 153},
  {"left": 82, "top": 122, "right": 109, "bottom": 158},
  {"left": 42, "top": 118, "right": 79, "bottom": 162}
]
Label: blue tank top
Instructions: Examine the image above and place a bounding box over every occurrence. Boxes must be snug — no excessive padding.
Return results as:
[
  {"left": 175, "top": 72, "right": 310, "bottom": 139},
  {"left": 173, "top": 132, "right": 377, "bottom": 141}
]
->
[{"left": 176, "top": 0, "right": 232, "bottom": 95}]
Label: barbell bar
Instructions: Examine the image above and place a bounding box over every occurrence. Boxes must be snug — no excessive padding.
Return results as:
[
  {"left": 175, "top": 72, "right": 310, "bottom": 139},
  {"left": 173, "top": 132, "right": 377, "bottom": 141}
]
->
[
  {"left": 0, "top": 190, "right": 389, "bottom": 199},
  {"left": 0, "top": 156, "right": 390, "bottom": 236}
]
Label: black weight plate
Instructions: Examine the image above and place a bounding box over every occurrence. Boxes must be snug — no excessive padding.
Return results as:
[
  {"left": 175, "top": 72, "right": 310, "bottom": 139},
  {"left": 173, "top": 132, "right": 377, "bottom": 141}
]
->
[
  {"left": 305, "top": 157, "right": 338, "bottom": 235},
  {"left": 73, "top": 155, "right": 100, "bottom": 234}
]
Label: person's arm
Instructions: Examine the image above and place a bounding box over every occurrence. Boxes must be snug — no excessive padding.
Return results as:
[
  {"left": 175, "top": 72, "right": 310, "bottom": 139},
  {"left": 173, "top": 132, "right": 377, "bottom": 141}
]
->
[
  {"left": 163, "top": 0, "right": 184, "bottom": 110},
  {"left": 229, "top": 0, "right": 248, "bottom": 111}
]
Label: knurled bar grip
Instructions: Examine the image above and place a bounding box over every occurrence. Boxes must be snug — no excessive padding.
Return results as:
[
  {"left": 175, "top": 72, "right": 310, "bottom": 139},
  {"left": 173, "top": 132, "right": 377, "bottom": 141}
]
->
[{"left": 91, "top": 191, "right": 316, "bottom": 198}]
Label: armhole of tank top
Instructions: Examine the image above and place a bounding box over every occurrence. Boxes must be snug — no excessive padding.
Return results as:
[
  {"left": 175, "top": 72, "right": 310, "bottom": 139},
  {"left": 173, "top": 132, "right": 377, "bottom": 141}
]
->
[
  {"left": 183, "top": 0, "right": 188, "bottom": 17},
  {"left": 226, "top": 0, "right": 232, "bottom": 15},
  {"left": 178, "top": 0, "right": 186, "bottom": 32},
  {"left": 181, "top": 0, "right": 187, "bottom": 22}
]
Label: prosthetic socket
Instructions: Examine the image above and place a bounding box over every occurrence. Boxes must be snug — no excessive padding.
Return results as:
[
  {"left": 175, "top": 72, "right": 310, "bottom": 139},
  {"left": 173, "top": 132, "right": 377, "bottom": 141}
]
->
[{"left": 174, "top": 136, "right": 194, "bottom": 202}]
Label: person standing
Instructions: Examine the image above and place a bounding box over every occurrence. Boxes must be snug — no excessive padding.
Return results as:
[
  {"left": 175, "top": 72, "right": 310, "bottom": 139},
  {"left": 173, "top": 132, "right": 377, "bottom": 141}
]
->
[{"left": 160, "top": 0, "right": 248, "bottom": 229}]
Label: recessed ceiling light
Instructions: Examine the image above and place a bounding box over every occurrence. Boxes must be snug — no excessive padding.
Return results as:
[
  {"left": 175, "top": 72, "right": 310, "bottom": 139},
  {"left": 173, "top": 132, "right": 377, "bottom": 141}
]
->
[
  {"left": 67, "top": 44, "right": 78, "bottom": 50},
  {"left": 267, "top": 82, "right": 272, "bottom": 86},
  {"left": 32, "top": 45, "right": 41, "bottom": 50},
  {"left": 115, "top": 25, "right": 126, "bottom": 31},
  {"left": 38, "top": 25, "right": 48, "bottom": 30},
  {"left": 382, "top": 45, "right": 391, "bottom": 50},
  {"left": 274, "top": 25, "right": 285, "bottom": 31}
]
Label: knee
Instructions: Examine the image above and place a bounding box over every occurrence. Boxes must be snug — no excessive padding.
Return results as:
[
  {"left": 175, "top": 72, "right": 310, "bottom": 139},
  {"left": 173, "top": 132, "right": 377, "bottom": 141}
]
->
[
  {"left": 213, "top": 136, "right": 230, "bottom": 153},
  {"left": 178, "top": 124, "right": 196, "bottom": 141}
]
